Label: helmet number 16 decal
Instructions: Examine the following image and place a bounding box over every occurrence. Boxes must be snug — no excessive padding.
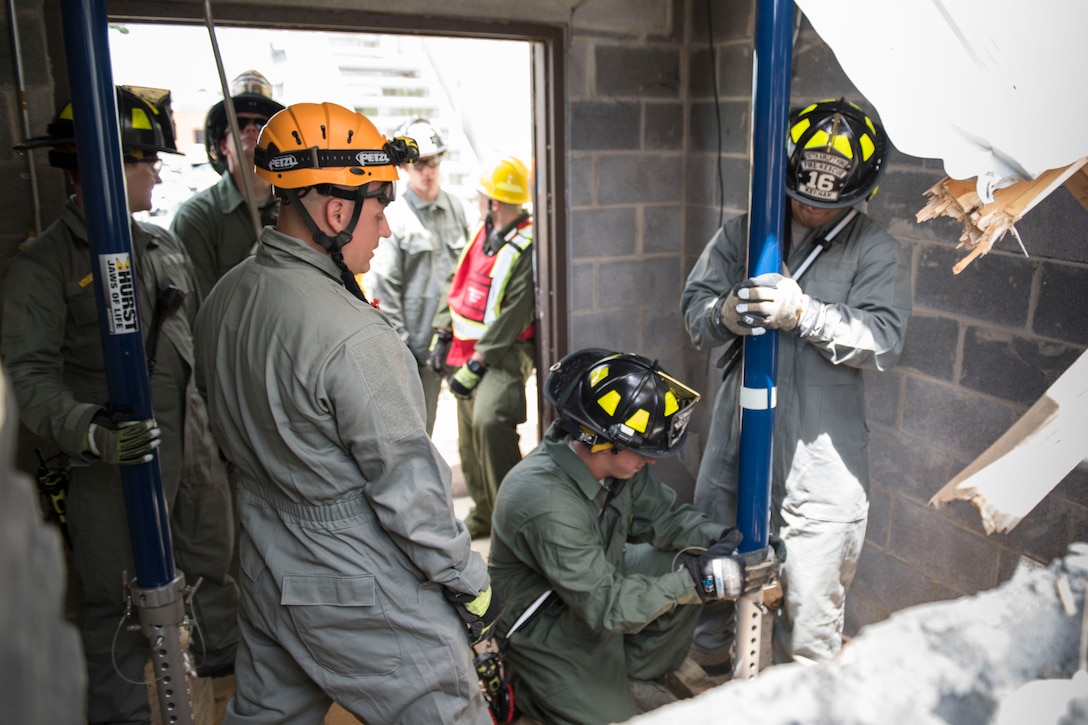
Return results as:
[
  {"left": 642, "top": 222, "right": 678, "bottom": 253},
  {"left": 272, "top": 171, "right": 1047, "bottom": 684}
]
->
[{"left": 797, "top": 150, "right": 850, "bottom": 202}]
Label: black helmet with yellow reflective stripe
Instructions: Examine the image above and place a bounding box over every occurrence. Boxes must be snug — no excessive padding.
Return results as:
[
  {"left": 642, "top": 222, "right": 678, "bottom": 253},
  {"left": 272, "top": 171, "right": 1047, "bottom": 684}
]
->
[
  {"left": 544, "top": 348, "right": 700, "bottom": 458},
  {"left": 785, "top": 98, "right": 887, "bottom": 209},
  {"left": 14, "top": 85, "right": 179, "bottom": 170}
]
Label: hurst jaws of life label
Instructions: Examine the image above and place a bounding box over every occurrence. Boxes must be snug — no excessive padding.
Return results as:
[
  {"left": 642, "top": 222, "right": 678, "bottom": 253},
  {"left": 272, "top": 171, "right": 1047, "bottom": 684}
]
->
[{"left": 99, "top": 253, "right": 139, "bottom": 335}]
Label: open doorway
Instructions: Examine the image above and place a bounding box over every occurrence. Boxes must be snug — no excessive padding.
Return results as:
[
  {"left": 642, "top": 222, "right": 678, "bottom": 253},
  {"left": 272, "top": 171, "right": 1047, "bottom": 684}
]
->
[{"left": 102, "top": 14, "right": 565, "bottom": 494}]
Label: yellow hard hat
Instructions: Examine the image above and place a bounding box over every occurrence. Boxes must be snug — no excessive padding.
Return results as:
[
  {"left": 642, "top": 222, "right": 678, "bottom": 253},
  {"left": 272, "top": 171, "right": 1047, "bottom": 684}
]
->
[{"left": 478, "top": 155, "right": 531, "bottom": 205}]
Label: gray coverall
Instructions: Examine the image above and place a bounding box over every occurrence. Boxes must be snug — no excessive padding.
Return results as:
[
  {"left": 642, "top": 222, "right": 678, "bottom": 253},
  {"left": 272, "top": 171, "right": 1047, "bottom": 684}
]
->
[
  {"left": 171, "top": 172, "right": 278, "bottom": 301},
  {"left": 489, "top": 421, "right": 724, "bottom": 725},
  {"left": 1, "top": 199, "right": 238, "bottom": 723},
  {"left": 194, "top": 226, "right": 492, "bottom": 725},
  {"left": 680, "top": 208, "right": 912, "bottom": 664},
  {"left": 367, "top": 186, "right": 473, "bottom": 433}
]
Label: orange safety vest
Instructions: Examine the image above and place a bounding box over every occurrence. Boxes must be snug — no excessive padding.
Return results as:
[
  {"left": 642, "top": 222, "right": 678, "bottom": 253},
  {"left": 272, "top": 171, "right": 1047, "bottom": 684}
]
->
[{"left": 446, "top": 218, "right": 534, "bottom": 367}]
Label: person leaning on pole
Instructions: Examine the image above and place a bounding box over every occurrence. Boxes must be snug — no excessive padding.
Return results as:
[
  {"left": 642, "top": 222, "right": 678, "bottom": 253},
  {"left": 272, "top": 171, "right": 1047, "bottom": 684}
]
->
[
  {"left": 3, "top": 85, "right": 238, "bottom": 723},
  {"left": 681, "top": 98, "right": 912, "bottom": 669},
  {"left": 193, "top": 101, "right": 499, "bottom": 724}
]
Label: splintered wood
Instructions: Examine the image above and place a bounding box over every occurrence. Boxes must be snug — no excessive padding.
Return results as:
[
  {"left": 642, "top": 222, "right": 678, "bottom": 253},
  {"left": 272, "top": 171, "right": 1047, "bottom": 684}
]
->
[{"left": 916, "top": 157, "right": 1088, "bottom": 273}]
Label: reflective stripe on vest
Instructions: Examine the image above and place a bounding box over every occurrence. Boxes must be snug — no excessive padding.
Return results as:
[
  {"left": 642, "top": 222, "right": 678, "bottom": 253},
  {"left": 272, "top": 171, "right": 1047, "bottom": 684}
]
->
[{"left": 448, "top": 219, "right": 533, "bottom": 341}]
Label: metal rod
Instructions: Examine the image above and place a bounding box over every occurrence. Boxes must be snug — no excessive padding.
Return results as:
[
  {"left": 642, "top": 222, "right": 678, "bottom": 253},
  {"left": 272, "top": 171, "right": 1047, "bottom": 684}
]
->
[{"left": 203, "top": 0, "right": 262, "bottom": 241}]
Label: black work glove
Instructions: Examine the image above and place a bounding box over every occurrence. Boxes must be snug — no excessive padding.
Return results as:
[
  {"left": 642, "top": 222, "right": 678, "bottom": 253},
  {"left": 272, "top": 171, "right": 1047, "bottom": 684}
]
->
[
  {"left": 86, "top": 410, "right": 161, "bottom": 466},
  {"left": 427, "top": 330, "right": 453, "bottom": 375},
  {"left": 449, "top": 359, "right": 486, "bottom": 400},
  {"left": 769, "top": 532, "right": 787, "bottom": 564},
  {"left": 715, "top": 282, "right": 755, "bottom": 337},
  {"left": 682, "top": 528, "right": 780, "bottom": 602},
  {"left": 444, "top": 585, "right": 501, "bottom": 646}
]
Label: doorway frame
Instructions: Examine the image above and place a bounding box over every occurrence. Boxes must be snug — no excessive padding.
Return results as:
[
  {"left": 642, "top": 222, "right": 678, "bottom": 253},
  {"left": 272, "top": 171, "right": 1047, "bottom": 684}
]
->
[{"left": 82, "top": 0, "right": 568, "bottom": 431}]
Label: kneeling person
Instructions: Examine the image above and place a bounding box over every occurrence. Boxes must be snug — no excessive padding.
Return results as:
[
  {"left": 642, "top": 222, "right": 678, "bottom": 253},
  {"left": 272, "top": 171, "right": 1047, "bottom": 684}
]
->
[{"left": 488, "top": 349, "right": 777, "bottom": 725}]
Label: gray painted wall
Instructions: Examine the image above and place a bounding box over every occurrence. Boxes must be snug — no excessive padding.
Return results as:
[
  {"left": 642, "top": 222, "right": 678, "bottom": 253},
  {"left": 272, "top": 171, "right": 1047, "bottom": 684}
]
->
[{"left": 2, "top": 0, "right": 1085, "bottom": 655}]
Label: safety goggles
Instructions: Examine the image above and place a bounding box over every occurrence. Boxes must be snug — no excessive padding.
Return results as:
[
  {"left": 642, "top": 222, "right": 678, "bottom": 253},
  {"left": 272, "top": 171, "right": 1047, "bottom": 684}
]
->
[
  {"left": 125, "top": 156, "right": 162, "bottom": 173},
  {"left": 320, "top": 180, "right": 397, "bottom": 205},
  {"left": 411, "top": 157, "right": 441, "bottom": 170}
]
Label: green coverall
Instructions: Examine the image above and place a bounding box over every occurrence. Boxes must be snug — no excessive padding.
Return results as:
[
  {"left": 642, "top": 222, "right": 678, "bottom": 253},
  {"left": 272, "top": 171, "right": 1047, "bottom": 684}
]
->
[
  {"left": 489, "top": 421, "right": 724, "bottom": 725},
  {"left": 1, "top": 199, "right": 238, "bottom": 723},
  {"left": 434, "top": 216, "right": 536, "bottom": 538},
  {"left": 170, "top": 172, "right": 278, "bottom": 301}
]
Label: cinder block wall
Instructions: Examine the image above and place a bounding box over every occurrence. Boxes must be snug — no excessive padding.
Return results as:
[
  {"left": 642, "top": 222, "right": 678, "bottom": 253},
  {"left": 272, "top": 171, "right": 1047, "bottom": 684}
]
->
[{"left": 567, "top": 1, "right": 689, "bottom": 374}]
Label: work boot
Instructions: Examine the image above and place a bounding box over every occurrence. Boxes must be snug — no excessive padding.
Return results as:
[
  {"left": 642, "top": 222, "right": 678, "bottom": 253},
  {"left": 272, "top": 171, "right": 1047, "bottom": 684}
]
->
[
  {"left": 628, "top": 677, "right": 678, "bottom": 713},
  {"left": 688, "top": 645, "right": 733, "bottom": 679}
]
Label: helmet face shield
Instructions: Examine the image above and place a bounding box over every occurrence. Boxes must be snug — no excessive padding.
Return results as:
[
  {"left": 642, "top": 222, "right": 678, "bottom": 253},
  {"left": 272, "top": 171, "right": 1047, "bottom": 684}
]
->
[
  {"left": 544, "top": 349, "right": 700, "bottom": 458},
  {"left": 785, "top": 98, "right": 887, "bottom": 209}
]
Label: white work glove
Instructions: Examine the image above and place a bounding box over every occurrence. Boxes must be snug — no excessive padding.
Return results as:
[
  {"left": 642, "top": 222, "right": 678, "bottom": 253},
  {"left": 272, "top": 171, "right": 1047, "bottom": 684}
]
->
[
  {"left": 732, "top": 273, "right": 823, "bottom": 337},
  {"left": 735, "top": 272, "right": 804, "bottom": 332}
]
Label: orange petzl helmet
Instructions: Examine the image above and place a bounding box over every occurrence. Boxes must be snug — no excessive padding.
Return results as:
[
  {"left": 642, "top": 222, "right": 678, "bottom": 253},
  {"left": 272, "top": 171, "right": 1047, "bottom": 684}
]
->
[{"left": 254, "top": 102, "right": 418, "bottom": 190}]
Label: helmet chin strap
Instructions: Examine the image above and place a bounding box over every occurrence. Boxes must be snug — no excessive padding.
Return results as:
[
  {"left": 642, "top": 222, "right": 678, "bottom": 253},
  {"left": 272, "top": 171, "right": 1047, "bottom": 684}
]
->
[{"left": 281, "top": 186, "right": 369, "bottom": 303}]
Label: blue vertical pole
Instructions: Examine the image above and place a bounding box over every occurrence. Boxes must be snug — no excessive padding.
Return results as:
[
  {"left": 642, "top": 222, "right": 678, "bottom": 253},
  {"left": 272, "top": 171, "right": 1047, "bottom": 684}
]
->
[
  {"left": 736, "top": 0, "right": 793, "bottom": 555},
  {"left": 61, "top": 0, "right": 174, "bottom": 588}
]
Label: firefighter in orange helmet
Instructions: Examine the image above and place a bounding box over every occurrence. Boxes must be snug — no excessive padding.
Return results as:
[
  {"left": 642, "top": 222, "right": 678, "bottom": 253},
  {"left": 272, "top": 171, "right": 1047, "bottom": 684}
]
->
[{"left": 194, "top": 102, "right": 497, "bottom": 724}]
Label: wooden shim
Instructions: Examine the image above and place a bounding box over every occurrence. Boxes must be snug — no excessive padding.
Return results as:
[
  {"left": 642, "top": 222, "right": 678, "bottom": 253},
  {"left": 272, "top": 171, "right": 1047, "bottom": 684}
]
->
[{"left": 930, "top": 349, "right": 1088, "bottom": 534}]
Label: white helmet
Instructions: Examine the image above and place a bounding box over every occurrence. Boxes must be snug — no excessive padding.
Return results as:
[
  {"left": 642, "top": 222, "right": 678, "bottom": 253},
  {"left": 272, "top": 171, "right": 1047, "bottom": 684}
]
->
[{"left": 392, "top": 117, "right": 447, "bottom": 158}]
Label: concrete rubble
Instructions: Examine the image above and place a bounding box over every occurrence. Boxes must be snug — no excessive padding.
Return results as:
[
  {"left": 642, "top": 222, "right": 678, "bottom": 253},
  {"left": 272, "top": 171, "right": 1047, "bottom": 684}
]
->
[{"left": 631, "top": 543, "right": 1088, "bottom": 725}]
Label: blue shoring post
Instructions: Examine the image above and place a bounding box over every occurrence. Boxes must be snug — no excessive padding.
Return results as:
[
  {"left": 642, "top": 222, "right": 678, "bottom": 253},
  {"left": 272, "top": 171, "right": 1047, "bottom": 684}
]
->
[
  {"left": 736, "top": 0, "right": 793, "bottom": 555},
  {"left": 60, "top": 0, "right": 174, "bottom": 588}
]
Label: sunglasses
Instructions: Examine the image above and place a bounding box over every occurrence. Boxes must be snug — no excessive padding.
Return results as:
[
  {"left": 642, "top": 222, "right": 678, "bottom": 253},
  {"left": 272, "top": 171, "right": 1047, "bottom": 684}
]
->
[
  {"left": 126, "top": 156, "right": 163, "bottom": 173},
  {"left": 411, "top": 157, "right": 441, "bottom": 170},
  {"left": 235, "top": 117, "right": 268, "bottom": 132}
]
